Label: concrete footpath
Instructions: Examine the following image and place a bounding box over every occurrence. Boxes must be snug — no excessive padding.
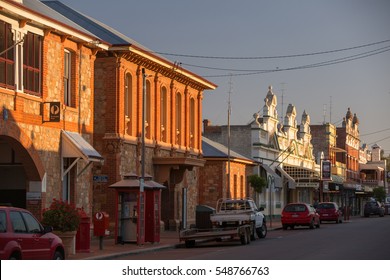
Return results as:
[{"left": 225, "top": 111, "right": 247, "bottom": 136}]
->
[{"left": 68, "top": 219, "right": 283, "bottom": 260}]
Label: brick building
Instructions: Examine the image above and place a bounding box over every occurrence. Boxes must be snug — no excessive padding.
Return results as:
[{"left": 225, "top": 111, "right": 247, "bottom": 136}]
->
[
  {"left": 199, "top": 137, "right": 256, "bottom": 208},
  {"left": 44, "top": 1, "right": 217, "bottom": 231},
  {"left": 204, "top": 86, "right": 319, "bottom": 218},
  {"left": 311, "top": 123, "right": 346, "bottom": 204},
  {"left": 336, "top": 108, "right": 362, "bottom": 214},
  {"left": 0, "top": 0, "right": 106, "bottom": 218}
]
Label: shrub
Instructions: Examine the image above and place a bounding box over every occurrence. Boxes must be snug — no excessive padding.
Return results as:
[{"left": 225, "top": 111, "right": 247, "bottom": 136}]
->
[{"left": 42, "top": 199, "right": 81, "bottom": 232}]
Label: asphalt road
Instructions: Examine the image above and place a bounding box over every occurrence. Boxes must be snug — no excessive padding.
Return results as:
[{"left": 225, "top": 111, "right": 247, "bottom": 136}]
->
[{"left": 116, "top": 216, "right": 390, "bottom": 260}]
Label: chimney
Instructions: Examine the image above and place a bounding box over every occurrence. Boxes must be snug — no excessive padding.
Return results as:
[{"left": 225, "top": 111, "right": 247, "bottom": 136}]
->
[{"left": 203, "top": 119, "right": 211, "bottom": 132}]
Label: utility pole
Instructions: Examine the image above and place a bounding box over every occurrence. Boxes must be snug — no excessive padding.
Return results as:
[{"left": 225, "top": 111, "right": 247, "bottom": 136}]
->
[
  {"left": 137, "top": 68, "right": 146, "bottom": 246},
  {"left": 227, "top": 75, "right": 232, "bottom": 197}
]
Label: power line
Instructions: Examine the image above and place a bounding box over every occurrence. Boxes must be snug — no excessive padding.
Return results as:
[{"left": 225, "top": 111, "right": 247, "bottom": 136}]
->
[
  {"left": 367, "top": 135, "right": 390, "bottom": 146},
  {"left": 194, "top": 45, "right": 390, "bottom": 77},
  {"left": 153, "top": 39, "right": 390, "bottom": 60},
  {"left": 361, "top": 128, "right": 390, "bottom": 137}
]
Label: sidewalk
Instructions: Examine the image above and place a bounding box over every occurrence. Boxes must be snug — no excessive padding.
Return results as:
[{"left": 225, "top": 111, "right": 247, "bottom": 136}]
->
[{"left": 68, "top": 220, "right": 283, "bottom": 260}]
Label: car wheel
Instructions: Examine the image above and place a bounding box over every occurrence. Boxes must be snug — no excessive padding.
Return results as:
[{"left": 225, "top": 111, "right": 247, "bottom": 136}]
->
[
  {"left": 240, "top": 229, "right": 249, "bottom": 245},
  {"left": 282, "top": 224, "right": 288, "bottom": 230},
  {"left": 53, "top": 251, "right": 64, "bottom": 260},
  {"left": 185, "top": 240, "right": 196, "bottom": 248},
  {"left": 9, "top": 252, "right": 21, "bottom": 260},
  {"left": 309, "top": 219, "right": 315, "bottom": 229},
  {"left": 251, "top": 222, "right": 256, "bottom": 241},
  {"left": 256, "top": 222, "right": 267, "bottom": 239}
]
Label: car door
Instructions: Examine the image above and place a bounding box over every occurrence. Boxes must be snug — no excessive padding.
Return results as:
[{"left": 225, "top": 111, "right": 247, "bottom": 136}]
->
[
  {"left": 22, "top": 211, "right": 51, "bottom": 260},
  {"left": 9, "top": 210, "right": 35, "bottom": 259},
  {"left": 250, "top": 201, "right": 263, "bottom": 228}
]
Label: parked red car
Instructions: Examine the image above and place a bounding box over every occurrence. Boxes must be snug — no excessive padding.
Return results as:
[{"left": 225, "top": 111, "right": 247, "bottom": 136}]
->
[
  {"left": 0, "top": 206, "right": 65, "bottom": 260},
  {"left": 316, "top": 202, "right": 343, "bottom": 224},
  {"left": 281, "top": 203, "right": 320, "bottom": 230}
]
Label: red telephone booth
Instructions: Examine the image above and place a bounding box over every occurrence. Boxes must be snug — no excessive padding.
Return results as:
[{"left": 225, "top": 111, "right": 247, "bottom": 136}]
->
[{"left": 109, "top": 173, "right": 165, "bottom": 244}]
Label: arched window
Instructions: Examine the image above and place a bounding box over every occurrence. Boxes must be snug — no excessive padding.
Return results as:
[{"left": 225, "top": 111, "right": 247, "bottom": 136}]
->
[
  {"left": 233, "top": 174, "right": 238, "bottom": 198},
  {"left": 189, "top": 98, "right": 195, "bottom": 147},
  {"left": 146, "top": 80, "right": 151, "bottom": 138},
  {"left": 124, "top": 73, "right": 132, "bottom": 135},
  {"left": 175, "top": 92, "right": 182, "bottom": 144},
  {"left": 160, "top": 86, "right": 167, "bottom": 141},
  {"left": 125, "top": 73, "right": 132, "bottom": 117}
]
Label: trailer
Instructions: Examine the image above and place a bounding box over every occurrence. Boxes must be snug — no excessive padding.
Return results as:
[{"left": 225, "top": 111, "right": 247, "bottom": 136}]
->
[
  {"left": 179, "top": 198, "right": 267, "bottom": 248},
  {"left": 179, "top": 224, "right": 253, "bottom": 248}
]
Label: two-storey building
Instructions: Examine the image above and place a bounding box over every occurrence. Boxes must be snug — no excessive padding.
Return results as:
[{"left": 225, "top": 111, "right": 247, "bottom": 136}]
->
[
  {"left": 0, "top": 0, "right": 106, "bottom": 218},
  {"left": 44, "top": 1, "right": 217, "bottom": 231}
]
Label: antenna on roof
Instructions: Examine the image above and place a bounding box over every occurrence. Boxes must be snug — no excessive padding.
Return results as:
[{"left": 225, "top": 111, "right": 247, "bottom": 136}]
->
[
  {"left": 323, "top": 104, "right": 327, "bottom": 124},
  {"left": 329, "top": 96, "right": 333, "bottom": 124},
  {"left": 280, "top": 82, "right": 286, "bottom": 122}
]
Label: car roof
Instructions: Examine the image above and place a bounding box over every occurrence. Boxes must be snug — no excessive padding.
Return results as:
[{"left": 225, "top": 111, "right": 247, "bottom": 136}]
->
[{"left": 0, "top": 206, "right": 29, "bottom": 212}]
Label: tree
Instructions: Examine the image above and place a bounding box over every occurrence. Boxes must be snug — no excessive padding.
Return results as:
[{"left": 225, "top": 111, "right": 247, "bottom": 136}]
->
[
  {"left": 372, "top": 187, "right": 386, "bottom": 202},
  {"left": 248, "top": 174, "right": 267, "bottom": 193}
]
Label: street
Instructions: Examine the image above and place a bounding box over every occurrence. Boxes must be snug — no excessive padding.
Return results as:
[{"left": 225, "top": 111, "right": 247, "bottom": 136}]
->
[{"left": 116, "top": 216, "right": 390, "bottom": 260}]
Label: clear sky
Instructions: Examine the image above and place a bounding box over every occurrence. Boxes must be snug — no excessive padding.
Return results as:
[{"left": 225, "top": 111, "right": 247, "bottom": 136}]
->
[{"left": 58, "top": 0, "right": 390, "bottom": 155}]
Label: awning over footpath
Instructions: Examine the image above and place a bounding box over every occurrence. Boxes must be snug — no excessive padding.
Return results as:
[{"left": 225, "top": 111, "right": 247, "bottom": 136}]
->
[
  {"left": 62, "top": 130, "right": 103, "bottom": 162},
  {"left": 61, "top": 130, "right": 103, "bottom": 180},
  {"left": 260, "top": 164, "right": 282, "bottom": 189},
  {"left": 276, "top": 166, "right": 296, "bottom": 189}
]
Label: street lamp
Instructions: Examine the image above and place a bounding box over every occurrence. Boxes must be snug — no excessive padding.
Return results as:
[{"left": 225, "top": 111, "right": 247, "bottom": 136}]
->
[{"left": 268, "top": 175, "right": 275, "bottom": 229}]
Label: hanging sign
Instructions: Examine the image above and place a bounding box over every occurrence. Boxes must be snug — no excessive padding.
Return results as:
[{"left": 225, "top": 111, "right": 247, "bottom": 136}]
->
[{"left": 321, "top": 160, "right": 331, "bottom": 180}]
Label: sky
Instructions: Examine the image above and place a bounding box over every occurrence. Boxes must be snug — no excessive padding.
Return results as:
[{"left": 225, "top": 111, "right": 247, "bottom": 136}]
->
[{"left": 58, "top": 0, "right": 390, "bottom": 155}]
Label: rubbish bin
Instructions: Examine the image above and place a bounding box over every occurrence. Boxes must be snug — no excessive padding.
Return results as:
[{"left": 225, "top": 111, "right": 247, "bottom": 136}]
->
[
  {"left": 76, "top": 210, "right": 91, "bottom": 253},
  {"left": 195, "top": 205, "right": 215, "bottom": 229}
]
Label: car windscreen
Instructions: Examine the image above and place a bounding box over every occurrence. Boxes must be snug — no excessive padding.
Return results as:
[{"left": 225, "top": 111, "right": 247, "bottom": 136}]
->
[
  {"left": 284, "top": 205, "right": 307, "bottom": 212},
  {"left": 317, "top": 203, "right": 335, "bottom": 209}
]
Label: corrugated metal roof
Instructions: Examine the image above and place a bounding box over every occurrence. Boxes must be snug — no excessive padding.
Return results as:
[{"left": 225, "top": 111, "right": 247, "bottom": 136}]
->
[
  {"left": 42, "top": 0, "right": 151, "bottom": 50},
  {"left": 62, "top": 130, "right": 103, "bottom": 162},
  {"left": 22, "top": 0, "right": 98, "bottom": 38},
  {"left": 202, "top": 136, "right": 253, "bottom": 162}
]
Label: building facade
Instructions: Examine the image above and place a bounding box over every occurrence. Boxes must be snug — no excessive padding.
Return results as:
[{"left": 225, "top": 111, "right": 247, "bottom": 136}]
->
[
  {"left": 336, "top": 108, "right": 362, "bottom": 215},
  {"left": 44, "top": 1, "right": 217, "bottom": 231},
  {"left": 199, "top": 137, "right": 256, "bottom": 208},
  {"left": 204, "top": 86, "right": 319, "bottom": 218},
  {"left": 0, "top": 0, "right": 106, "bottom": 218}
]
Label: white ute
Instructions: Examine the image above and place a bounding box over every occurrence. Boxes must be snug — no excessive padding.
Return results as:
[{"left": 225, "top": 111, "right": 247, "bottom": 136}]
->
[{"left": 180, "top": 198, "right": 267, "bottom": 247}]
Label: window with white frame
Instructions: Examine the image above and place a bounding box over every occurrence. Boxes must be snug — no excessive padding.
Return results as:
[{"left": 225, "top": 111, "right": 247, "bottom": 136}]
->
[
  {"left": 0, "top": 20, "right": 42, "bottom": 96},
  {"left": 64, "top": 49, "right": 72, "bottom": 106}
]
